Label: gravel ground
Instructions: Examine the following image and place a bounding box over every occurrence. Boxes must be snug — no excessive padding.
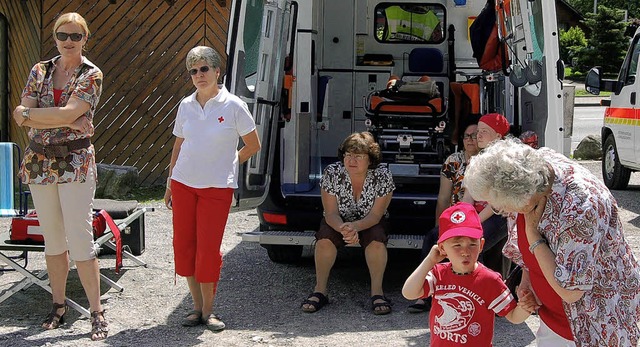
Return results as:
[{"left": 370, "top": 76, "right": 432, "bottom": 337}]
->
[{"left": 1, "top": 160, "right": 639, "bottom": 347}]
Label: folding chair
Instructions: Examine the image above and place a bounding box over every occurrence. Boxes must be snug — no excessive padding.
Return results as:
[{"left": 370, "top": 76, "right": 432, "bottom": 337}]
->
[
  {"left": 0, "top": 142, "right": 26, "bottom": 217},
  {"left": 0, "top": 142, "right": 152, "bottom": 318}
]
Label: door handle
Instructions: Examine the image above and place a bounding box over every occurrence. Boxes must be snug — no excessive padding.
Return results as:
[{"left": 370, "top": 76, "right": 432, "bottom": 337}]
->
[{"left": 632, "top": 92, "right": 636, "bottom": 105}]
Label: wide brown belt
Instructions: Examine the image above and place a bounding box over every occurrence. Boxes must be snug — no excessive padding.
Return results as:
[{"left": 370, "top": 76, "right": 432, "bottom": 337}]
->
[{"left": 29, "top": 138, "right": 91, "bottom": 158}]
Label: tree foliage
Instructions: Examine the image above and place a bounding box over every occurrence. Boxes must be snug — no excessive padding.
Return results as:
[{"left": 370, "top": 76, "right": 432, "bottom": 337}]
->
[
  {"left": 573, "top": 5, "right": 629, "bottom": 73},
  {"left": 559, "top": 26, "right": 587, "bottom": 65},
  {"left": 566, "top": 0, "right": 638, "bottom": 19}
]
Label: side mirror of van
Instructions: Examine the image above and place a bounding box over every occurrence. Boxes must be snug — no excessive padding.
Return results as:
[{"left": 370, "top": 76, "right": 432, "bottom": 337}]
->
[
  {"left": 586, "top": 66, "right": 623, "bottom": 94},
  {"left": 585, "top": 68, "right": 601, "bottom": 95}
]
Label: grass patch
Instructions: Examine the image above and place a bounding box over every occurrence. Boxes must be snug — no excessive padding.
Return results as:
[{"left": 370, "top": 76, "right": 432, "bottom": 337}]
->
[
  {"left": 127, "top": 185, "right": 165, "bottom": 203},
  {"left": 564, "top": 67, "right": 585, "bottom": 81},
  {"left": 575, "top": 89, "right": 612, "bottom": 97}
]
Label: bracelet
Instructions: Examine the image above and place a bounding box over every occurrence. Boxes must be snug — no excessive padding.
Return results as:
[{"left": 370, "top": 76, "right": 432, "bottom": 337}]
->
[
  {"left": 529, "top": 238, "right": 547, "bottom": 254},
  {"left": 166, "top": 177, "right": 171, "bottom": 190}
]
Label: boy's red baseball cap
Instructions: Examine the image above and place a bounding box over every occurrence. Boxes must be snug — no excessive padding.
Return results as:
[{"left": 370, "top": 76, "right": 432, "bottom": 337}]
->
[
  {"left": 438, "top": 202, "right": 484, "bottom": 243},
  {"left": 479, "top": 113, "right": 510, "bottom": 137}
]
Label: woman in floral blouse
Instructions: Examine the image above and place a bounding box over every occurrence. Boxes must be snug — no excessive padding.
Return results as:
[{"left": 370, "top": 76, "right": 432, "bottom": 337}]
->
[
  {"left": 12, "top": 12, "right": 107, "bottom": 340},
  {"left": 301, "top": 132, "right": 395, "bottom": 314},
  {"left": 465, "top": 138, "right": 640, "bottom": 346}
]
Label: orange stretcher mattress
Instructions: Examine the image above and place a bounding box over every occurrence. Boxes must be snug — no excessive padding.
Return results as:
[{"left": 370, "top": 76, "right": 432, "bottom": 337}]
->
[{"left": 369, "top": 95, "right": 443, "bottom": 114}]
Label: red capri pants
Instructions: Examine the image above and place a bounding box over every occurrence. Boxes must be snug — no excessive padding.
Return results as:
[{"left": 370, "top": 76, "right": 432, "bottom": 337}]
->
[{"left": 171, "top": 180, "right": 233, "bottom": 283}]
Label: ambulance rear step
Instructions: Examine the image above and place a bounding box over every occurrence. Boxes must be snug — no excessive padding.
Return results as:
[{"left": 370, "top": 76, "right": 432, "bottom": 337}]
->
[{"left": 241, "top": 231, "right": 424, "bottom": 249}]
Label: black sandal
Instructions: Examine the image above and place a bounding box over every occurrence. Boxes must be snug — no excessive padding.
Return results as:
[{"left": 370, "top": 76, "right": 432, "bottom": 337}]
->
[
  {"left": 42, "top": 302, "right": 67, "bottom": 330},
  {"left": 90, "top": 310, "right": 109, "bottom": 341},
  {"left": 301, "top": 292, "right": 329, "bottom": 313},
  {"left": 407, "top": 297, "right": 432, "bottom": 313},
  {"left": 371, "top": 295, "right": 392, "bottom": 315}
]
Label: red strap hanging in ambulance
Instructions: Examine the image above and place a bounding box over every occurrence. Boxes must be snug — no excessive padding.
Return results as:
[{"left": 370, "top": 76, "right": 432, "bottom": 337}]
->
[{"left": 97, "top": 210, "right": 123, "bottom": 274}]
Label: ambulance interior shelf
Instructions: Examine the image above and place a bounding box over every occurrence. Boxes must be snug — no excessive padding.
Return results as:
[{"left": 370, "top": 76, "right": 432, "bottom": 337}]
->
[{"left": 358, "top": 54, "right": 395, "bottom": 66}]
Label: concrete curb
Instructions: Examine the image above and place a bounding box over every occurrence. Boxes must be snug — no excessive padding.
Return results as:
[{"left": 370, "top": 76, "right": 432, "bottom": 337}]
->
[
  {"left": 574, "top": 96, "right": 607, "bottom": 107},
  {"left": 575, "top": 102, "right": 604, "bottom": 107}
]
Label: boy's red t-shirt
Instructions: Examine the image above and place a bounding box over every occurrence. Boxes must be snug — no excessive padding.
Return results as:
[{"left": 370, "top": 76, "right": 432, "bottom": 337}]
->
[{"left": 423, "top": 262, "right": 516, "bottom": 346}]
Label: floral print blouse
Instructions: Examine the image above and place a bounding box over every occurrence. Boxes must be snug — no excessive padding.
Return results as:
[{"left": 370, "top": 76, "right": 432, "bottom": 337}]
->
[
  {"left": 320, "top": 163, "right": 395, "bottom": 222},
  {"left": 441, "top": 150, "right": 468, "bottom": 205},
  {"left": 503, "top": 148, "right": 640, "bottom": 346},
  {"left": 19, "top": 56, "right": 103, "bottom": 185}
]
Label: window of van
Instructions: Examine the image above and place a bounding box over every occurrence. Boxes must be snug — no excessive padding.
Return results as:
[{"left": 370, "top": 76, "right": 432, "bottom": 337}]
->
[
  {"left": 240, "top": 1, "right": 264, "bottom": 93},
  {"left": 374, "top": 3, "right": 446, "bottom": 44},
  {"left": 622, "top": 36, "right": 640, "bottom": 85}
]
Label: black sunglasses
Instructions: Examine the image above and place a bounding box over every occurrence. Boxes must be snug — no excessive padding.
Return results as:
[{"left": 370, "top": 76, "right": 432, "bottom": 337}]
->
[
  {"left": 56, "top": 32, "right": 84, "bottom": 42},
  {"left": 189, "top": 66, "right": 211, "bottom": 75}
]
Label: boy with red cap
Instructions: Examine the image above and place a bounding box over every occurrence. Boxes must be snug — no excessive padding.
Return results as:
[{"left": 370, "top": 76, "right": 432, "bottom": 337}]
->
[
  {"left": 403, "top": 202, "right": 536, "bottom": 346},
  {"left": 476, "top": 113, "right": 510, "bottom": 149}
]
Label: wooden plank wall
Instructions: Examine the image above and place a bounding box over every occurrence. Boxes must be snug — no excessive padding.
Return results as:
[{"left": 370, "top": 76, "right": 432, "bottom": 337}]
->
[
  {"left": 2, "top": 0, "right": 230, "bottom": 186},
  {"left": 1, "top": 0, "right": 42, "bottom": 148}
]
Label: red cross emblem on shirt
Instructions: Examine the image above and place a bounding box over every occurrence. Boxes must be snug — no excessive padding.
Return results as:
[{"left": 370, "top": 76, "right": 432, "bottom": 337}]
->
[
  {"left": 218, "top": 116, "right": 224, "bottom": 123},
  {"left": 450, "top": 211, "right": 466, "bottom": 223}
]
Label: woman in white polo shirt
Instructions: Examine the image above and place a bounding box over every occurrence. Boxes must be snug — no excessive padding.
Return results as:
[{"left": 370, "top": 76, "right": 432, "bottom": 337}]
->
[{"left": 164, "top": 46, "right": 260, "bottom": 331}]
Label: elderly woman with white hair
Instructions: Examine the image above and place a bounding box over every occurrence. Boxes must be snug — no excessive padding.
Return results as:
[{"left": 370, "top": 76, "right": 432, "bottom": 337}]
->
[
  {"left": 464, "top": 138, "right": 640, "bottom": 346},
  {"left": 165, "top": 46, "right": 261, "bottom": 331}
]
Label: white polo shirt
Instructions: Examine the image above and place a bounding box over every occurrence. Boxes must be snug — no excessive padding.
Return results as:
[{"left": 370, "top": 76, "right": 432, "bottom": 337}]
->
[{"left": 171, "top": 85, "right": 256, "bottom": 189}]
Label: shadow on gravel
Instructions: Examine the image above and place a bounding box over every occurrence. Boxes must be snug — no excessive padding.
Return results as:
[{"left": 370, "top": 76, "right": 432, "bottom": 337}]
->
[
  {"left": 0, "top": 205, "right": 539, "bottom": 346},
  {"left": 610, "top": 185, "right": 640, "bottom": 229},
  {"left": 208, "top": 243, "right": 536, "bottom": 346},
  {"left": 0, "top": 268, "right": 127, "bottom": 339}
]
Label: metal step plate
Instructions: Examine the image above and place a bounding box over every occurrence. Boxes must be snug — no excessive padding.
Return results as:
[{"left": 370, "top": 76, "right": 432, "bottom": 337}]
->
[{"left": 241, "top": 231, "right": 424, "bottom": 249}]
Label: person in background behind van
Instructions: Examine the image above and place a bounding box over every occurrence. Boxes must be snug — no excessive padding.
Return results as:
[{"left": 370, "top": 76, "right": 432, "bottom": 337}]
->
[
  {"left": 519, "top": 130, "right": 539, "bottom": 149},
  {"left": 301, "top": 132, "right": 395, "bottom": 315},
  {"left": 465, "top": 138, "right": 640, "bottom": 346},
  {"left": 165, "top": 46, "right": 260, "bottom": 331}
]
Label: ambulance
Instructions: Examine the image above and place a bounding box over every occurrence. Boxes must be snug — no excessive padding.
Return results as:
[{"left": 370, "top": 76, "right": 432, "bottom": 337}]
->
[
  {"left": 227, "top": 0, "right": 567, "bottom": 262},
  {"left": 585, "top": 26, "right": 640, "bottom": 189}
]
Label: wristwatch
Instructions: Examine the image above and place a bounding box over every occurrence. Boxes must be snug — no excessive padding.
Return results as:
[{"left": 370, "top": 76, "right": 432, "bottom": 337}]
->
[{"left": 21, "top": 107, "right": 30, "bottom": 120}]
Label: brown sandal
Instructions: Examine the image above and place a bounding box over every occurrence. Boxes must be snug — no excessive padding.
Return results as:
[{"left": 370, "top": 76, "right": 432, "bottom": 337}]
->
[
  {"left": 90, "top": 310, "right": 109, "bottom": 341},
  {"left": 42, "top": 302, "right": 67, "bottom": 330}
]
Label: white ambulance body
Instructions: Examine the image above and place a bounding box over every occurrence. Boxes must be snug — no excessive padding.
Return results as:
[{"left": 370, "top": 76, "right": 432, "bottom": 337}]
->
[
  {"left": 586, "top": 26, "right": 640, "bottom": 189},
  {"left": 228, "top": 0, "right": 566, "bottom": 262}
]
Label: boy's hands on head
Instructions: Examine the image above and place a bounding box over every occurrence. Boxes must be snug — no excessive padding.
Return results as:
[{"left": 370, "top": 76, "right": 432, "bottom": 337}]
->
[
  {"left": 403, "top": 245, "right": 442, "bottom": 300},
  {"left": 426, "top": 245, "right": 446, "bottom": 264}
]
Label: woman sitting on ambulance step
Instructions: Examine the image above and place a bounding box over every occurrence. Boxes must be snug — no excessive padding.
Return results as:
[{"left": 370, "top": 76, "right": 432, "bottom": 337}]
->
[{"left": 301, "top": 132, "right": 395, "bottom": 315}]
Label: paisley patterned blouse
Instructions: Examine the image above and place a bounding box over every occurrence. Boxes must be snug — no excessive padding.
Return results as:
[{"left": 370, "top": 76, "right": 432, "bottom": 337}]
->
[
  {"left": 320, "top": 162, "right": 395, "bottom": 222},
  {"left": 503, "top": 148, "right": 640, "bottom": 346},
  {"left": 19, "top": 56, "right": 103, "bottom": 185}
]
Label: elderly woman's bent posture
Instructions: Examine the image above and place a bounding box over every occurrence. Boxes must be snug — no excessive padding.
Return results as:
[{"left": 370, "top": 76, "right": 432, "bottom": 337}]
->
[
  {"left": 165, "top": 46, "right": 260, "bottom": 331},
  {"left": 301, "top": 132, "right": 395, "bottom": 314},
  {"left": 464, "top": 138, "right": 640, "bottom": 347},
  {"left": 13, "top": 12, "right": 107, "bottom": 341}
]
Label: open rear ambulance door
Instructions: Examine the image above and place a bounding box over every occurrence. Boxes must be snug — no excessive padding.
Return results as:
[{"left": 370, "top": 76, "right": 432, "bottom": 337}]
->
[{"left": 226, "top": 0, "right": 292, "bottom": 211}]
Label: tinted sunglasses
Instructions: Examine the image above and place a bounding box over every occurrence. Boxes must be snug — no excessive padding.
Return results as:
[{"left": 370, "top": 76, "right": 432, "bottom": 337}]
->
[
  {"left": 189, "top": 66, "right": 210, "bottom": 75},
  {"left": 56, "top": 32, "right": 84, "bottom": 42}
]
